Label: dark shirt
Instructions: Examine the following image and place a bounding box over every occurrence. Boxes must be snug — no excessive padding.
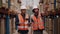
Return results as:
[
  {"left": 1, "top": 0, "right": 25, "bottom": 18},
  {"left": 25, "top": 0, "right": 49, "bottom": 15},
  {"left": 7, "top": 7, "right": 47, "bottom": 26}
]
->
[
  {"left": 15, "top": 14, "right": 30, "bottom": 32},
  {"left": 15, "top": 15, "right": 19, "bottom": 25},
  {"left": 15, "top": 14, "right": 30, "bottom": 26},
  {"left": 31, "top": 15, "right": 38, "bottom": 22}
]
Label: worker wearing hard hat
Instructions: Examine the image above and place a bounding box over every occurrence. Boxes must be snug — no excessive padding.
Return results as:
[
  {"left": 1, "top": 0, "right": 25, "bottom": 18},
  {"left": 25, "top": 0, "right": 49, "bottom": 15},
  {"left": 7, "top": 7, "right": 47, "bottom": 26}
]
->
[
  {"left": 15, "top": 5, "right": 30, "bottom": 34},
  {"left": 31, "top": 5, "right": 44, "bottom": 34}
]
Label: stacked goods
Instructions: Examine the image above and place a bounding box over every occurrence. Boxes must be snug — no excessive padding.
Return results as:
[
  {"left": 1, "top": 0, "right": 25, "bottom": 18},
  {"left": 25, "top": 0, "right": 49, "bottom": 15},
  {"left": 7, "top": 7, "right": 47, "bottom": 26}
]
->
[
  {"left": 58, "top": 17, "right": 60, "bottom": 34},
  {"left": 0, "top": 19, "right": 1, "bottom": 34},
  {"left": 0, "top": 0, "right": 19, "bottom": 33},
  {"left": 9, "top": 18, "right": 13, "bottom": 34},
  {"left": 10, "top": 0, "right": 15, "bottom": 11},
  {"left": 41, "top": 0, "right": 51, "bottom": 34},
  {"left": 53, "top": 16, "right": 58, "bottom": 34},
  {"left": 58, "top": 9, "right": 60, "bottom": 34},
  {"left": 10, "top": 0, "right": 21, "bottom": 14},
  {"left": 58, "top": 0, "right": 60, "bottom": 8},
  {"left": 56, "top": 0, "right": 58, "bottom": 8},
  {"left": 45, "top": 17, "right": 49, "bottom": 33},
  {"left": 9, "top": 17, "right": 16, "bottom": 34},
  {"left": 48, "top": 18, "right": 53, "bottom": 34},
  {"left": 44, "top": 15, "right": 53, "bottom": 34},
  {"left": 39, "top": 2, "right": 45, "bottom": 17},
  {"left": 2, "top": 0, "right": 8, "bottom": 8},
  {"left": 0, "top": 15, "right": 5, "bottom": 34},
  {"left": 0, "top": 0, "right": 2, "bottom": 8},
  {"left": 58, "top": 9, "right": 60, "bottom": 15},
  {"left": 5, "top": 2, "right": 8, "bottom": 8},
  {"left": 48, "top": 31, "right": 53, "bottom": 34},
  {"left": 0, "top": 7, "right": 6, "bottom": 34},
  {"left": 50, "top": 0, "right": 54, "bottom": 9},
  {"left": 0, "top": 15, "right": 1, "bottom": 34},
  {"left": 10, "top": 14, "right": 18, "bottom": 34},
  {"left": 9, "top": 10, "right": 16, "bottom": 34},
  {"left": 12, "top": 18, "right": 16, "bottom": 34},
  {"left": 43, "top": 0, "right": 56, "bottom": 34},
  {"left": 52, "top": 9, "right": 60, "bottom": 34},
  {"left": 39, "top": 3, "right": 44, "bottom": 13},
  {"left": 2, "top": 0, "right": 6, "bottom": 7},
  {"left": 40, "top": 0, "right": 60, "bottom": 34}
]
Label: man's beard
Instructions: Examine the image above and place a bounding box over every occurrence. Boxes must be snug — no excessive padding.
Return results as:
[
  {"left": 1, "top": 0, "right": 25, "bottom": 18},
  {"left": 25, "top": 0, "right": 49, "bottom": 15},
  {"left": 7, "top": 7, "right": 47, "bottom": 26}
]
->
[{"left": 35, "top": 12, "right": 39, "bottom": 16}]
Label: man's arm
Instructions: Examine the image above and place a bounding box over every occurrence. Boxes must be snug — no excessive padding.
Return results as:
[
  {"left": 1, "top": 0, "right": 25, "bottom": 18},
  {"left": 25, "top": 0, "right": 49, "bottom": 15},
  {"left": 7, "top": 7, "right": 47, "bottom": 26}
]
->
[{"left": 15, "top": 15, "right": 19, "bottom": 25}]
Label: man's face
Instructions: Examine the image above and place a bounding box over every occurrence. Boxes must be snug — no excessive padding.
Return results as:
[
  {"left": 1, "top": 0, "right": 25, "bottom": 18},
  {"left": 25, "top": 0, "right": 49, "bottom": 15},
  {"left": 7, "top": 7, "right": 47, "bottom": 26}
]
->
[
  {"left": 21, "top": 9, "right": 26, "bottom": 14},
  {"left": 34, "top": 8, "right": 39, "bottom": 13}
]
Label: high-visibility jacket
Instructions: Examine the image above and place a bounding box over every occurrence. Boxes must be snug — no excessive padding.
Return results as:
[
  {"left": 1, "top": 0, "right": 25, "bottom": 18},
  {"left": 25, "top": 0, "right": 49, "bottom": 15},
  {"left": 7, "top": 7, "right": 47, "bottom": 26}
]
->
[
  {"left": 31, "top": 14, "right": 44, "bottom": 30},
  {"left": 18, "top": 14, "right": 29, "bottom": 30}
]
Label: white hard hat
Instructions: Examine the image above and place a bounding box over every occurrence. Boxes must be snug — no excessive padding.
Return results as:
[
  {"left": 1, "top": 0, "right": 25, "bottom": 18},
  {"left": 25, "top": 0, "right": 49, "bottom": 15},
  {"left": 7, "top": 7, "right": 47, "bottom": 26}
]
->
[
  {"left": 33, "top": 5, "right": 38, "bottom": 9},
  {"left": 20, "top": 5, "right": 27, "bottom": 9}
]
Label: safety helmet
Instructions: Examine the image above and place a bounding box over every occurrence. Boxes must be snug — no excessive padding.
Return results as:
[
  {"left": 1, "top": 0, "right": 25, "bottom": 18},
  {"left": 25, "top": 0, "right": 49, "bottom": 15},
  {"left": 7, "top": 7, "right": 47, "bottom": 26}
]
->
[
  {"left": 20, "top": 5, "right": 27, "bottom": 9},
  {"left": 32, "top": 5, "right": 38, "bottom": 9},
  {"left": 32, "top": 5, "right": 39, "bottom": 13}
]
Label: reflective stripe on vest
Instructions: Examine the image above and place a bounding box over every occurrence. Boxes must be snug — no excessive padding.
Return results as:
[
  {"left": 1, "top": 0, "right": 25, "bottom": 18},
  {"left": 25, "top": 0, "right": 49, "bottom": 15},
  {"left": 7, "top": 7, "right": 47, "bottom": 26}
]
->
[
  {"left": 32, "top": 15, "right": 44, "bottom": 30},
  {"left": 18, "top": 14, "right": 29, "bottom": 30}
]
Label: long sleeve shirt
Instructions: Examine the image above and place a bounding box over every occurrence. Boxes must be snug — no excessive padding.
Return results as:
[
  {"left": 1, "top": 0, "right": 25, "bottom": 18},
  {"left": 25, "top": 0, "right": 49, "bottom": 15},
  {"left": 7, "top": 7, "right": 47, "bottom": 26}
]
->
[{"left": 15, "top": 14, "right": 30, "bottom": 26}]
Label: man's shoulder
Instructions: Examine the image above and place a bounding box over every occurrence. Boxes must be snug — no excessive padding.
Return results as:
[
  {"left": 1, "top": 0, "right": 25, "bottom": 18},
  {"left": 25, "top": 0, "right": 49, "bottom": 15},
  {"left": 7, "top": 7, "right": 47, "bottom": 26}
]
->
[{"left": 31, "top": 14, "right": 34, "bottom": 18}]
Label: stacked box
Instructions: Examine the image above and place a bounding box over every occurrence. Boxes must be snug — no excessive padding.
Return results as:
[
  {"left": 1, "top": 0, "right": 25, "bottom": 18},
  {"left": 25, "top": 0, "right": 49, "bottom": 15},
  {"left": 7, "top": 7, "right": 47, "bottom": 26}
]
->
[
  {"left": 0, "top": 18, "right": 1, "bottom": 34},
  {"left": 10, "top": 0, "right": 21, "bottom": 14},
  {"left": 48, "top": 19, "right": 53, "bottom": 30},
  {"left": 39, "top": 3, "right": 44, "bottom": 13},
  {"left": 45, "top": 17, "right": 49, "bottom": 33},
  {"left": 0, "top": 0, "right": 2, "bottom": 8},
  {"left": 57, "top": 0, "right": 60, "bottom": 8},
  {"left": 2, "top": 0, "right": 8, "bottom": 8},
  {"left": 49, "top": 0, "right": 54, "bottom": 10},
  {"left": 53, "top": 16, "right": 58, "bottom": 34},
  {"left": 58, "top": 17, "right": 60, "bottom": 34},
  {"left": 48, "top": 31, "right": 53, "bottom": 34},
  {"left": 45, "top": 17, "right": 53, "bottom": 34},
  {"left": 56, "top": 0, "right": 58, "bottom": 8},
  {"left": 9, "top": 18, "right": 13, "bottom": 34},
  {"left": 48, "top": 18, "right": 53, "bottom": 34},
  {"left": 1, "top": 18, "right": 5, "bottom": 34},
  {"left": 9, "top": 17, "right": 16, "bottom": 34},
  {"left": 12, "top": 18, "right": 16, "bottom": 34}
]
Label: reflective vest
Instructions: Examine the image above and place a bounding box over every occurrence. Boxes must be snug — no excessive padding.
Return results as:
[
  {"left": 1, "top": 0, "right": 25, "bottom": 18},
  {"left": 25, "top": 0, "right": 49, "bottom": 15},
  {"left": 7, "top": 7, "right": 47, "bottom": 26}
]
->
[
  {"left": 18, "top": 14, "right": 29, "bottom": 30},
  {"left": 31, "top": 14, "right": 44, "bottom": 30}
]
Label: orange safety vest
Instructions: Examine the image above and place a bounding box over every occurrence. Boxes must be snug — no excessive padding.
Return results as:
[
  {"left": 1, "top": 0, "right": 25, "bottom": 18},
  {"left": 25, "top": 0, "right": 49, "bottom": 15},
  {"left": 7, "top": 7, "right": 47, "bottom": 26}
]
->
[
  {"left": 18, "top": 14, "right": 29, "bottom": 30},
  {"left": 31, "top": 14, "right": 44, "bottom": 30}
]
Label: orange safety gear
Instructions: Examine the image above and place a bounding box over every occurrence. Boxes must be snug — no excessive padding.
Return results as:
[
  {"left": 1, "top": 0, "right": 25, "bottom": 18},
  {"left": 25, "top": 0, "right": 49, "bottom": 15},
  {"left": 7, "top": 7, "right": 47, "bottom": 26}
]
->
[
  {"left": 31, "top": 14, "right": 44, "bottom": 30},
  {"left": 18, "top": 14, "right": 29, "bottom": 30}
]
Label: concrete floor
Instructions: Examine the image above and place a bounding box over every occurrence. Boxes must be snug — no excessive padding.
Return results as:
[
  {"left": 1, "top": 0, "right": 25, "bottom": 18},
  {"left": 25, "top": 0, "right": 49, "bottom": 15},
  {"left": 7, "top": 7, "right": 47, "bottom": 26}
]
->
[
  {"left": 13, "top": 30, "right": 48, "bottom": 34},
  {"left": 43, "top": 30, "right": 48, "bottom": 34},
  {"left": 13, "top": 27, "right": 48, "bottom": 34}
]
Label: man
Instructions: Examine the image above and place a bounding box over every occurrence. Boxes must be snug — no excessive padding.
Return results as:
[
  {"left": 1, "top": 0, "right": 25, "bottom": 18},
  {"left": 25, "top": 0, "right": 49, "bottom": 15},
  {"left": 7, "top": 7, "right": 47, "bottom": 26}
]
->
[
  {"left": 31, "top": 5, "right": 44, "bottom": 34},
  {"left": 16, "top": 5, "right": 30, "bottom": 34}
]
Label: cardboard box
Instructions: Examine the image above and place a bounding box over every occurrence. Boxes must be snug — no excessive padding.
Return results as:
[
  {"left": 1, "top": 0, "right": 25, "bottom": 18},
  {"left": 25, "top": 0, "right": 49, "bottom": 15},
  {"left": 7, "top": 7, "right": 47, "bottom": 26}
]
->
[{"left": 1, "top": 18, "right": 5, "bottom": 34}]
